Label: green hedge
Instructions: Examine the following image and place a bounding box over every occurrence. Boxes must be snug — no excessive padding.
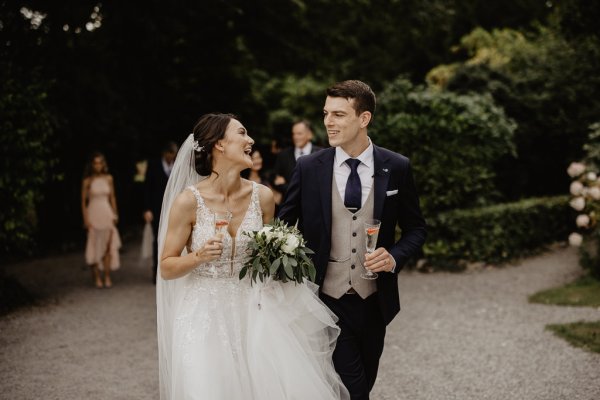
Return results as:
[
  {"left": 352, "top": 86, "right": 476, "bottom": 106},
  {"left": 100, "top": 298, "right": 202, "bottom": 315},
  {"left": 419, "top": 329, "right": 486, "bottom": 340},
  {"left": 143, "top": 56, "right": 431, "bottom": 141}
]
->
[
  {"left": 423, "top": 195, "right": 571, "bottom": 269},
  {"left": 371, "top": 77, "right": 517, "bottom": 214}
]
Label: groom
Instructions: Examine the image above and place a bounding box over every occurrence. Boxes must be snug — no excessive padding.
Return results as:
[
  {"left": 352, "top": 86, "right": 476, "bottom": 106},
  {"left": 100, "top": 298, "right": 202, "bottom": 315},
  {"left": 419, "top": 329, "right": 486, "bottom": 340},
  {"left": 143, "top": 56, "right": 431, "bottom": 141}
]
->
[{"left": 279, "top": 80, "right": 426, "bottom": 399}]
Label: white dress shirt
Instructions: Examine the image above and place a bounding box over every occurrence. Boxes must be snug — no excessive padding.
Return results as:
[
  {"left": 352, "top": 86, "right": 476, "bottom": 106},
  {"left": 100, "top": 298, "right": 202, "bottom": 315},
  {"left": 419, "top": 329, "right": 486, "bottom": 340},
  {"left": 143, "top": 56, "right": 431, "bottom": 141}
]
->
[
  {"left": 295, "top": 142, "right": 313, "bottom": 160},
  {"left": 162, "top": 158, "right": 173, "bottom": 176}
]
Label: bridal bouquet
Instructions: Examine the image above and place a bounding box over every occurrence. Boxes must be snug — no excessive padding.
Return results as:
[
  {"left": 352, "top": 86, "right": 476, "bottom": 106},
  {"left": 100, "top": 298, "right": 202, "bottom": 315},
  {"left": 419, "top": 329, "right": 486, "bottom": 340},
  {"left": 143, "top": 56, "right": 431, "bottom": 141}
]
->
[{"left": 239, "top": 219, "right": 316, "bottom": 284}]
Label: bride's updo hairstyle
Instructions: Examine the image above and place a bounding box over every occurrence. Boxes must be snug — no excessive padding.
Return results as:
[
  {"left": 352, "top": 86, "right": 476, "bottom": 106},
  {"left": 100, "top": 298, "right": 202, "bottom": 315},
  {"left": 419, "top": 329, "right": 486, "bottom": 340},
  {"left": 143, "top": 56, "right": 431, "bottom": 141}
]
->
[{"left": 192, "top": 113, "right": 237, "bottom": 176}]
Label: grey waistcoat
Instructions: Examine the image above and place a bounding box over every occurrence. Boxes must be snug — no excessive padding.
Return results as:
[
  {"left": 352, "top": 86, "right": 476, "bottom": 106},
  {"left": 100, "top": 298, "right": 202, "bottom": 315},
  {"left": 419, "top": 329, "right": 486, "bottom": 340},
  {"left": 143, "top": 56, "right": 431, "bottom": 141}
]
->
[{"left": 321, "top": 175, "right": 377, "bottom": 299}]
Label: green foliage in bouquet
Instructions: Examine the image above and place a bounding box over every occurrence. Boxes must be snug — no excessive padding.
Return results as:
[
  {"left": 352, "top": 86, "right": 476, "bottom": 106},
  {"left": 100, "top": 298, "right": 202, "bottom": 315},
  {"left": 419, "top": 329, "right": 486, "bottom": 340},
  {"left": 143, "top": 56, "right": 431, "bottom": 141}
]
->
[{"left": 239, "top": 219, "right": 316, "bottom": 285}]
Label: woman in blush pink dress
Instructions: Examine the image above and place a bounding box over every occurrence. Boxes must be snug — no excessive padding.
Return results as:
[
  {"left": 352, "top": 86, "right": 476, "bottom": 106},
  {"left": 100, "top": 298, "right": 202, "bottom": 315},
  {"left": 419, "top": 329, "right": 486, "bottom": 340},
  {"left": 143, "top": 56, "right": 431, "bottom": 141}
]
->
[{"left": 81, "top": 152, "right": 121, "bottom": 288}]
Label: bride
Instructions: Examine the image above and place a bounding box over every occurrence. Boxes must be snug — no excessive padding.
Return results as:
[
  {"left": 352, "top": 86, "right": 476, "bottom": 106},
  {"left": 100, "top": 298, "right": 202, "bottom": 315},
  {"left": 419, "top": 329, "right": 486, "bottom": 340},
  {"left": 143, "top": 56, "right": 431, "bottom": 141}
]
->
[{"left": 157, "top": 113, "right": 349, "bottom": 399}]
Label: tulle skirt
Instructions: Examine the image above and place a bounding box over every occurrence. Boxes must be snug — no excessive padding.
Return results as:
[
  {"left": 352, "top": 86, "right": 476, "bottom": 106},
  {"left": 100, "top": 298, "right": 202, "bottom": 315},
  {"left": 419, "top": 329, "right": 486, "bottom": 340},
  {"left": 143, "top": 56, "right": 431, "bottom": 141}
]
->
[{"left": 168, "top": 274, "right": 349, "bottom": 400}]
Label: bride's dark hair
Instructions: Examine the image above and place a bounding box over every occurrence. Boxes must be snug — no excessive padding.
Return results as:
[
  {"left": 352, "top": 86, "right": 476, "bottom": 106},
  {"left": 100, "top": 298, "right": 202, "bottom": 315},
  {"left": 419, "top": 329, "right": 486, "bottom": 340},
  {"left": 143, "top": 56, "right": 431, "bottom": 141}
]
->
[{"left": 192, "top": 113, "right": 237, "bottom": 176}]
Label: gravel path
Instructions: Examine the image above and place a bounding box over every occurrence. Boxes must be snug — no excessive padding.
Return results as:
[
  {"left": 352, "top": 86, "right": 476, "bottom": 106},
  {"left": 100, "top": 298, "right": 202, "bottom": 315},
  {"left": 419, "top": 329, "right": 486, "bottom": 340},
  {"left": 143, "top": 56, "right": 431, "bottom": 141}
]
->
[{"left": 1, "top": 243, "right": 599, "bottom": 399}]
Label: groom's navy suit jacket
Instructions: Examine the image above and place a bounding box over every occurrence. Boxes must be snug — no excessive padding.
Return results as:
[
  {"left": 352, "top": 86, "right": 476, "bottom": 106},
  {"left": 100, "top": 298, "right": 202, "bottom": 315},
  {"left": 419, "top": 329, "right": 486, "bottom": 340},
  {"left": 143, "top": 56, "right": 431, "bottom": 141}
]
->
[{"left": 279, "top": 145, "right": 426, "bottom": 325}]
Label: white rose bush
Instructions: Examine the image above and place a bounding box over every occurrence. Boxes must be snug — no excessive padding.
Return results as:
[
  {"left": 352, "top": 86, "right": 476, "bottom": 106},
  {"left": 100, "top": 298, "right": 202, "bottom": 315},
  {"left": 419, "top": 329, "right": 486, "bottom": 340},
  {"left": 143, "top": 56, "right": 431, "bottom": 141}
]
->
[
  {"left": 567, "top": 159, "right": 600, "bottom": 279},
  {"left": 566, "top": 122, "right": 600, "bottom": 279},
  {"left": 239, "top": 219, "right": 316, "bottom": 284},
  {"left": 567, "top": 161, "right": 598, "bottom": 247}
]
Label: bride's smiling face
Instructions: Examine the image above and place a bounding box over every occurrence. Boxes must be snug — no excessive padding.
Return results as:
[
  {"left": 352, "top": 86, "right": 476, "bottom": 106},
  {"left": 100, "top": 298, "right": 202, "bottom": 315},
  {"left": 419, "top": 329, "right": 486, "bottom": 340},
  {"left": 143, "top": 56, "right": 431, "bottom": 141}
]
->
[{"left": 217, "top": 119, "right": 254, "bottom": 169}]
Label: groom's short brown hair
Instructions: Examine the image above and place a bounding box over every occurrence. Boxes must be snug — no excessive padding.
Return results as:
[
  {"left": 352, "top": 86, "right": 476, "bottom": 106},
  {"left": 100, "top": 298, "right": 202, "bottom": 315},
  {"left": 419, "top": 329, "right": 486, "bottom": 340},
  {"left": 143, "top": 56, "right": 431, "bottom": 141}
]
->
[{"left": 326, "top": 80, "right": 376, "bottom": 116}]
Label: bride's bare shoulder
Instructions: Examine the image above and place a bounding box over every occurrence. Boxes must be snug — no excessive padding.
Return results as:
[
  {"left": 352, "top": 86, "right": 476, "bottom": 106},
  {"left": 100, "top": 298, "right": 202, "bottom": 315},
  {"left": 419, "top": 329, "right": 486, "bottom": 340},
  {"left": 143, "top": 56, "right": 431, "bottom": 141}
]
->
[
  {"left": 256, "top": 183, "right": 274, "bottom": 203},
  {"left": 170, "top": 189, "right": 197, "bottom": 214}
]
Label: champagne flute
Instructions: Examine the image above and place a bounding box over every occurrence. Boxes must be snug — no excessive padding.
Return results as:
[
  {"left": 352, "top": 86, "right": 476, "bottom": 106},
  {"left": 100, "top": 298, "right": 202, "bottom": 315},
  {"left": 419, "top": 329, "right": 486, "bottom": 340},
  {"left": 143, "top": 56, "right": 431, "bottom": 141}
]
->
[
  {"left": 361, "top": 219, "right": 381, "bottom": 280},
  {"left": 212, "top": 211, "right": 232, "bottom": 276},
  {"left": 214, "top": 211, "right": 232, "bottom": 238}
]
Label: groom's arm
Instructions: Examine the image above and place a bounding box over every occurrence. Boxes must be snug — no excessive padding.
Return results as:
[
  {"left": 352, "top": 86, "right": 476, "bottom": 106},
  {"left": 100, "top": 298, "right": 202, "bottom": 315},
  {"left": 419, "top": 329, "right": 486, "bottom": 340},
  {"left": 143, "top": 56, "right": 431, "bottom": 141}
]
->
[
  {"left": 389, "top": 161, "right": 427, "bottom": 271},
  {"left": 277, "top": 162, "right": 302, "bottom": 227}
]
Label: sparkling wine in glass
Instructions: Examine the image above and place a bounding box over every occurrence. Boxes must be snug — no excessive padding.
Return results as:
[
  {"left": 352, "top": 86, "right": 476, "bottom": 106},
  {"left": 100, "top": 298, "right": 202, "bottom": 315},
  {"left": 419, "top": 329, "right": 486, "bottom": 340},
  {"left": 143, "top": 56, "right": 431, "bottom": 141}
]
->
[
  {"left": 214, "top": 211, "right": 232, "bottom": 237},
  {"left": 212, "top": 211, "right": 233, "bottom": 276},
  {"left": 361, "top": 219, "right": 381, "bottom": 280}
]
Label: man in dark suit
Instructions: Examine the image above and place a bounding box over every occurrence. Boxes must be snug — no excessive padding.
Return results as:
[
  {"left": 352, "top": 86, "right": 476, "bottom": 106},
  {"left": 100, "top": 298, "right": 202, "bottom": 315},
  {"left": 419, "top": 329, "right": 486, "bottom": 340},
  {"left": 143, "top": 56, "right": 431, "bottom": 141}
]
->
[
  {"left": 279, "top": 80, "right": 426, "bottom": 399},
  {"left": 143, "top": 141, "right": 178, "bottom": 284},
  {"left": 273, "top": 119, "right": 322, "bottom": 198}
]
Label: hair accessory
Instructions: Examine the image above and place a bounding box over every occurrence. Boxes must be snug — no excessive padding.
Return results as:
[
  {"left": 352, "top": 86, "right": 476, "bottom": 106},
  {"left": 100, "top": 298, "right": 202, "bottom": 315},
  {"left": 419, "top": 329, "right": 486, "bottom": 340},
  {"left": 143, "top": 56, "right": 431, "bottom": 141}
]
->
[{"left": 192, "top": 140, "right": 204, "bottom": 153}]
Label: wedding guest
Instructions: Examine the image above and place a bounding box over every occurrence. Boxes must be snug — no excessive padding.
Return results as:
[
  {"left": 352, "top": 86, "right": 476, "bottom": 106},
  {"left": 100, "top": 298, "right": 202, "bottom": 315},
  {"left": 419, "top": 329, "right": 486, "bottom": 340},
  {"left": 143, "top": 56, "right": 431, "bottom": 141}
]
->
[
  {"left": 279, "top": 80, "right": 427, "bottom": 399},
  {"left": 144, "top": 141, "right": 178, "bottom": 284},
  {"left": 81, "top": 152, "right": 121, "bottom": 288},
  {"left": 241, "top": 147, "right": 271, "bottom": 183},
  {"left": 272, "top": 120, "right": 322, "bottom": 200}
]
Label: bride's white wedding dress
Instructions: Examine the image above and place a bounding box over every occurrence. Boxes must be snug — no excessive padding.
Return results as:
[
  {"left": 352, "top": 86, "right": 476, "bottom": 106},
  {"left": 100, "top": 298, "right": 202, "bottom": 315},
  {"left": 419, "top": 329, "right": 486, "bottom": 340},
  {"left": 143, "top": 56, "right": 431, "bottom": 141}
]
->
[{"left": 165, "top": 182, "right": 348, "bottom": 399}]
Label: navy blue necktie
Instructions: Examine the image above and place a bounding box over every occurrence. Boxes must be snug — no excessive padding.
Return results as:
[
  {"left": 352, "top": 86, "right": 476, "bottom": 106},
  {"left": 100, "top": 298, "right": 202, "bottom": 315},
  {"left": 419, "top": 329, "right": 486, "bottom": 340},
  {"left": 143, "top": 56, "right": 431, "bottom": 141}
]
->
[{"left": 344, "top": 158, "right": 362, "bottom": 212}]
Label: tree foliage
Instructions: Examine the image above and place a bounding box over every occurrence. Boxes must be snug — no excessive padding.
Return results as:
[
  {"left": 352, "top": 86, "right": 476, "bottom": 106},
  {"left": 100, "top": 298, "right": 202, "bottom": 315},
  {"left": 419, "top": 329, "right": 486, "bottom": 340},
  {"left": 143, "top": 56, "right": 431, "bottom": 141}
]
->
[
  {"left": 426, "top": 12, "right": 600, "bottom": 199},
  {"left": 0, "top": 72, "right": 58, "bottom": 255}
]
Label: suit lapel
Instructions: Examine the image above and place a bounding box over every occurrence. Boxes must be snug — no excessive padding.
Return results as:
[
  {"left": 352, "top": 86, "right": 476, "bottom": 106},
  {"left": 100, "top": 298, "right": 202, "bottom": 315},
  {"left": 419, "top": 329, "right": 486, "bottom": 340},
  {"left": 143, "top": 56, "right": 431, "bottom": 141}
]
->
[
  {"left": 317, "top": 148, "right": 335, "bottom": 236},
  {"left": 373, "top": 145, "right": 390, "bottom": 220}
]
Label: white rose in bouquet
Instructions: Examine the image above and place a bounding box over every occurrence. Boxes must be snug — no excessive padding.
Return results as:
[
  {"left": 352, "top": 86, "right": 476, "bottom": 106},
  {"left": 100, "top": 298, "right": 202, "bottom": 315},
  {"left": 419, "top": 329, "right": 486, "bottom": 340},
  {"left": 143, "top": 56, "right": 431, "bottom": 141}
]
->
[
  {"left": 567, "top": 162, "right": 586, "bottom": 177},
  {"left": 576, "top": 214, "right": 590, "bottom": 228},
  {"left": 570, "top": 196, "right": 586, "bottom": 211},
  {"left": 589, "top": 187, "right": 600, "bottom": 200},
  {"left": 281, "top": 234, "right": 300, "bottom": 254},
  {"left": 570, "top": 181, "right": 584, "bottom": 196},
  {"left": 260, "top": 225, "right": 275, "bottom": 241},
  {"left": 568, "top": 232, "right": 583, "bottom": 247},
  {"left": 587, "top": 172, "right": 598, "bottom": 181}
]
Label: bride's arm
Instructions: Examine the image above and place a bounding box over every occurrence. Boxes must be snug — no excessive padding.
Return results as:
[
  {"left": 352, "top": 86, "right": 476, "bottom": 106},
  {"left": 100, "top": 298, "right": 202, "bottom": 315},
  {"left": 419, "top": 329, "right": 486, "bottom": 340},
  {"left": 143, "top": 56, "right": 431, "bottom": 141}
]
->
[
  {"left": 160, "top": 191, "right": 223, "bottom": 280},
  {"left": 258, "top": 184, "right": 275, "bottom": 224}
]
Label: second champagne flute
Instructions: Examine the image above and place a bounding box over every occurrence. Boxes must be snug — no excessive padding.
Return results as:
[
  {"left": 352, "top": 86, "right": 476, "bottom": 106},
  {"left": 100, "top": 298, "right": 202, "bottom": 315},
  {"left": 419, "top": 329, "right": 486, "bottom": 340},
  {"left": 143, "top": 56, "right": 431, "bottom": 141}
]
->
[{"left": 361, "top": 219, "right": 381, "bottom": 280}]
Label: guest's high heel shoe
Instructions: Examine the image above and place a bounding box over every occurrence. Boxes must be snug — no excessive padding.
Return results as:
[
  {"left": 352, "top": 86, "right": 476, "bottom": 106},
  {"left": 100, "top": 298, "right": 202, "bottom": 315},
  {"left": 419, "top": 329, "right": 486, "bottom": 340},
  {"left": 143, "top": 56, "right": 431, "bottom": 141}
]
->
[{"left": 104, "top": 276, "right": 113, "bottom": 288}]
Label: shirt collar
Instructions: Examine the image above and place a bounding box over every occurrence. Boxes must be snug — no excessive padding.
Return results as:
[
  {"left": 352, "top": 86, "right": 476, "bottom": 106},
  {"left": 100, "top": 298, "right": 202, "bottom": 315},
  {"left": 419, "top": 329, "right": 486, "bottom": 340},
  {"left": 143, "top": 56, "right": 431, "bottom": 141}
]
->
[
  {"left": 295, "top": 142, "right": 312, "bottom": 155},
  {"left": 335, "top": 137, "right": 374, "bottom": 168}
]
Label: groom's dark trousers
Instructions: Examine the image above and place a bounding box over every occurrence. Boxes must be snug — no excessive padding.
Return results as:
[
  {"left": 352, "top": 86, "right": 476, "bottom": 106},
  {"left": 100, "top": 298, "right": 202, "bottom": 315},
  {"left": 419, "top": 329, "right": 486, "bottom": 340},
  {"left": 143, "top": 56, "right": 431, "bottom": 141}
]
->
[{"left": 279, "top": 146, "right": 426, "bottom": 399}]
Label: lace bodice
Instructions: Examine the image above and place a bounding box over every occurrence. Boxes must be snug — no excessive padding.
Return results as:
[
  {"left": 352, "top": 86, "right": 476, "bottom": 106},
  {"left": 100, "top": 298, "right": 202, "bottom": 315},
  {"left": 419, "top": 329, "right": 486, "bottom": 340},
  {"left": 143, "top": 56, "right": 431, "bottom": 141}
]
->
[{"left": 186, "top": 182, "right": 263, "bottom": 278}]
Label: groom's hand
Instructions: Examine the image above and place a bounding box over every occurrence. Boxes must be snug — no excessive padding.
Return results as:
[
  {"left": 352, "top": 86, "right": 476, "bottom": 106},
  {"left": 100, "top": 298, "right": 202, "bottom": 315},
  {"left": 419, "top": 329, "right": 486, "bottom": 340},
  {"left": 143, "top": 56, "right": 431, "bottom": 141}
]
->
[{"left": 364, "top": 248, "right": 395, "bottom": 273}]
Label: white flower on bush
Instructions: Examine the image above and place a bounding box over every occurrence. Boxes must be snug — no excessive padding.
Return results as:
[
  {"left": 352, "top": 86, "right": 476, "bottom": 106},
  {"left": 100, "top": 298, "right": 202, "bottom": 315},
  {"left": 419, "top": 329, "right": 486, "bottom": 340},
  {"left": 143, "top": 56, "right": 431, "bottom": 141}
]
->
[
  {"left": 568, "top": 232, "right": 583, "bottom": 247},
  {"left": 589, "top": 187, "right": 600, "bottom": 200},
  {"left": 570, "top": 196, "right": 586, "bottom": 211},
  {"left": 570, "top": 181, "right": 584, "bottom": 196},
  {"left": 576, "top": 214, "right": 590, "bottom": 228},
  {"left": 567, "top": 162, "right": 586, "bottom": 177},
  {"left": 281, "top": 233, "right": 300, "bottom": 254},
  {"left": 587, "top": 172, "right": 598, "bottom": 181}
]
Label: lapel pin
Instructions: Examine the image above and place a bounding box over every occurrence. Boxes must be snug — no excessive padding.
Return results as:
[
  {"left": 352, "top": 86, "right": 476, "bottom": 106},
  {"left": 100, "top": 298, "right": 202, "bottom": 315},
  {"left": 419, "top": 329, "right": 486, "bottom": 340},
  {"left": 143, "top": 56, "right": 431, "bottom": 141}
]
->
[{"left": 382, "top": 168, "right": 389, "bottom": 173}]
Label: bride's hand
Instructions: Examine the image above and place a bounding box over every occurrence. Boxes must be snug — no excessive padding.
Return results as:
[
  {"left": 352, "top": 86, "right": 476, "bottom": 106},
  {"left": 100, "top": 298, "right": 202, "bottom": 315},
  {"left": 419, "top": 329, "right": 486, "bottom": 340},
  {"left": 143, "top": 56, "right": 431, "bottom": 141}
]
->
[{"left": 193, "top": 236, "right": 223, "bottom": 264}]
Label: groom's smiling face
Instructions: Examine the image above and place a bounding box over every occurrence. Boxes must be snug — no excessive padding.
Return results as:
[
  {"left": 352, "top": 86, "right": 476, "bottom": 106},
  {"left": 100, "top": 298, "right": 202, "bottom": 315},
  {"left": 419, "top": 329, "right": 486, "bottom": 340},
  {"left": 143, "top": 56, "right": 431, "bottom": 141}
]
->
[{"left": 323, "top": 96, "right": 364, "bottom": 150}]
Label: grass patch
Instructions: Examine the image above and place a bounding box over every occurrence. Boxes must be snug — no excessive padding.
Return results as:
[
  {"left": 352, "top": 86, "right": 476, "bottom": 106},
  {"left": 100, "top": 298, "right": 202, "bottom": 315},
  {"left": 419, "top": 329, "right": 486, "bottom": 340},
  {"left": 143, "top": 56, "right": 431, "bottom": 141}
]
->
[
  {"left": 528, "top": 275, "right": 600, "bottom": 307},
  {"left": 547, "top": 321, "right": 600, "bottom": 354}
]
